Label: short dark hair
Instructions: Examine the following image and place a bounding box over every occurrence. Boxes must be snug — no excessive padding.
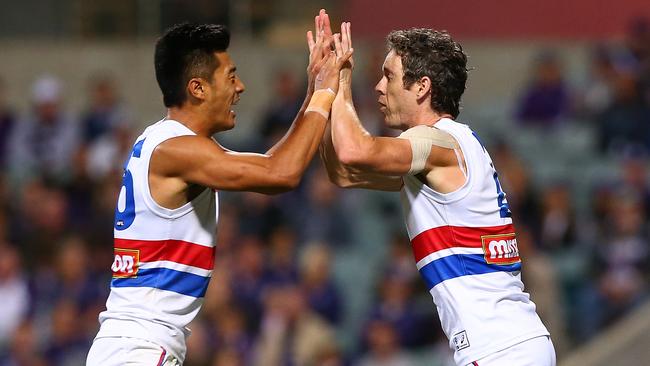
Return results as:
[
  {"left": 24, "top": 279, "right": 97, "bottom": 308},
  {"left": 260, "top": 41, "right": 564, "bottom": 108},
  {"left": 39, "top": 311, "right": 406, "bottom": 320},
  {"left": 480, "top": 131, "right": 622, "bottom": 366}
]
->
[
  {"left": 154, "top": 23, "right": 230, "bottom": 107},
  {"left": 387, "top": 29, "right": 468, "bottom": 118}
]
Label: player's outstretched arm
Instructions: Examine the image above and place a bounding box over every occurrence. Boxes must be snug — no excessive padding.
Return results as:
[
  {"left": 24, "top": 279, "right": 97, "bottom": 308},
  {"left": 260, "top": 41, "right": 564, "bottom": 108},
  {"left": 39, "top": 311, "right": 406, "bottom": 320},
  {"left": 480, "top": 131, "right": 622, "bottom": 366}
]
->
[
  {"left": 320, "top": 123, "right": 403, "bottom": 191},
  {"left": 325, "top": 21, "right": 411, "bottom": 188},
  {"left": 319, "top": 22, "right": 402, "bottom": 191},
  {"left": 266, "top": 8, "right": 333, "bottom": 156},
  {"left": 151, "top": 14, "right": 352, "bottom": 195}
]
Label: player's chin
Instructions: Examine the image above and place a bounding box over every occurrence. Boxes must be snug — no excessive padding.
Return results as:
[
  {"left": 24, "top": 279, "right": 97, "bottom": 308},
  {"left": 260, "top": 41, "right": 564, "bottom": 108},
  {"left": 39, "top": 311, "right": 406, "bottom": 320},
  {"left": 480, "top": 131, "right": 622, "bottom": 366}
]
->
[
  {"left": 214, "top": 117, "right": 236, "bottom": 131},
  {"left": 224, "top": 119, "right": 236, "bottom": 130},
  {"left": 383, "top": 115, "right": 397, "bottom": 127},
  {"left": 230, "top": 111, "right": 238, "bottom": 125},
  {"left": 223, "top": 112, "right": 237, "bottom": 130}
]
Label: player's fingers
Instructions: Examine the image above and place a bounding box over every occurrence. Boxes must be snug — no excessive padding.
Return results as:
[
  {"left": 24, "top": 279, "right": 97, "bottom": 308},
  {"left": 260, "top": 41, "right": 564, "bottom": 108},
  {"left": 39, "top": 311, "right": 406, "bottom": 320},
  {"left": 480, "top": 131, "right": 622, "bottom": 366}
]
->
[
  {"left": 327, "top": 50, "right": 337, "bottom": 68},
  {"left": 322, "top": 10, "right": 333, "bottom": 38},
  {"left": 311, "top": 31, "right": 326, "bottom": 65},
  {"left": 333, "top": 33, "right": 343, "bottom": 58},
  {"left": 307, "top": 31, "right": 315, "bottom": 52},
  {"left": 344, "top": 22, "right": 352, "bottom": 50},
  {"left": 336, "top": 48, "right": 354, "bottom": 69},
  {"left": 340, "top": 23, "right": 349, "bottom": 51},
  {"left": 321, "top": 31, "right": 332, "bottom": 58},
  {"left": 313, "top": 51, "right": 331, "bottom": 74},
  {"left": 315, "top": 15, "right": 322, "bottom": 43}
]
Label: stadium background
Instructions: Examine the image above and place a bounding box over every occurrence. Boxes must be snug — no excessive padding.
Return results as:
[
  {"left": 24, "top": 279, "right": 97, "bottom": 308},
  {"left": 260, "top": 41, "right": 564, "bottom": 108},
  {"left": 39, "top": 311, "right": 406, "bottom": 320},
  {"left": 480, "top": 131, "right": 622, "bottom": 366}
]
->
[{"left": 1, "top": 1, "right": 650, "bottom": 365}]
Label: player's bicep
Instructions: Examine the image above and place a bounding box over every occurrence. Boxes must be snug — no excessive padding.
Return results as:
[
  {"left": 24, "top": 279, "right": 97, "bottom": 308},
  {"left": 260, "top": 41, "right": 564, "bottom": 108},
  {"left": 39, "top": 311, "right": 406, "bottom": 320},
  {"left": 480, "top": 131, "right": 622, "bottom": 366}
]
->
[
  {"left": 398, "top": 126, "right": 463, "bottom": 173},
  {"left": 151, "top": 136, "right": 290, "bottom": 192},
  {"left": 357, "top": 136, "right": 460, "bottom": 178},
  {"left": 350, "top": 136, "right": 413, "bottom": 175}
]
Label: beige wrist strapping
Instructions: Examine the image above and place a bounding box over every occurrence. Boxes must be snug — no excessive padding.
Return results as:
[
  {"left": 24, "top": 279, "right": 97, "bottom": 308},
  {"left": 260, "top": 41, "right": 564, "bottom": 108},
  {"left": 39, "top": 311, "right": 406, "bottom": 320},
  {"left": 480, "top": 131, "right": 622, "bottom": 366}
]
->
[{"left": 305, "top": 88, "right": 336, "bottom": 119}]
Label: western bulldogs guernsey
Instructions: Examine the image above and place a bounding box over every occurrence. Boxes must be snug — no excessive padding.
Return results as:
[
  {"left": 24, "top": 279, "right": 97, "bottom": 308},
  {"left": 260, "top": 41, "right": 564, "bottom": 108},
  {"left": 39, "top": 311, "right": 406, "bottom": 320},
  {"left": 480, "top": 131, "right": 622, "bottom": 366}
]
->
[
  {"left": 95, "top": 119, "right": 217, "bottom": 362},
  {"left": 401, "top": 118, "right": 549, "bottom": 365}
]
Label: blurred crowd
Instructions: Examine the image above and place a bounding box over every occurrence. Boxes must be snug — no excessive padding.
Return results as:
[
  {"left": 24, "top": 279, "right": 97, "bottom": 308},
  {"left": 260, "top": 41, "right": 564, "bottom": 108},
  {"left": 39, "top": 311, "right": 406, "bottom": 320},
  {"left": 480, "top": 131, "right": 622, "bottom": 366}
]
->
[
  {"left": 0, "top": 16, "right": 650, "bottom": 366},
  {"left": 514, "top": 18, "right": 650, "bottom": 155},
  {"left": 506, "top": 16, "right": 650, "bottom": 352}
]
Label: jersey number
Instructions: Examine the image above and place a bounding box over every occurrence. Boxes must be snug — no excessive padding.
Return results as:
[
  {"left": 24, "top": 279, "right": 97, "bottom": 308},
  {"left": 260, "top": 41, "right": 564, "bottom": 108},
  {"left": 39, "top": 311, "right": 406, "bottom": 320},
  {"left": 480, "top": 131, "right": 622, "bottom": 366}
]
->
[
  {"left": 493, "top": 170, "right": 512, "bottom": 218},
  {"left": 114, "top": 139, "right": 145, "bottom": 230},
  {"left": 472, "top": 132, "right": 512, "bottom": 218}
]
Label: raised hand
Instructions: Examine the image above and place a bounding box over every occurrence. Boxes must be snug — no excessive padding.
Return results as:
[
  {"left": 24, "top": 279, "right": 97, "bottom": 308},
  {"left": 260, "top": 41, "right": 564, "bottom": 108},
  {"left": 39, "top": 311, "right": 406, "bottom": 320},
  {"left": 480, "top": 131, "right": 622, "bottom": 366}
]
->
[
  {"left": 306, "top": 9, "right": 334, "bottom": 91},
  {"left": 306, "top": 9, "right": 353, "bottom": 95},
  {"left": 313, "top": 45, "right": 353, "bottom": 94},
  {"left": 307, "top": 9, "right": 332, "bottom": 45},
  {"left": 334, "top": 21, "right": 354, "bottom": 88}
]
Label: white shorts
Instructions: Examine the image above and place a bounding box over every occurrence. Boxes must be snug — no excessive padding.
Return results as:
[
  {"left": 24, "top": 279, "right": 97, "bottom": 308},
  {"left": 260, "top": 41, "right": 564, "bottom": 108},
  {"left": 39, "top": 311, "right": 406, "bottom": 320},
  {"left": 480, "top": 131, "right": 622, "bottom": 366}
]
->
[
  {"left": 468, "top": 336, "right": 556, "bottom": 366},
  {"left": 86, "top": 337, "right": 180, "bottom": 366}
]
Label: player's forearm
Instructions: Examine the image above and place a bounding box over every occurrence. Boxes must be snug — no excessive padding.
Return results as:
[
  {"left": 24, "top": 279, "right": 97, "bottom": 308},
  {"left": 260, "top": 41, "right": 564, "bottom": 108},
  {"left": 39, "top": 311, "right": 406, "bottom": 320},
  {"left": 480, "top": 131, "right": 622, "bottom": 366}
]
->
[
  {"left": 339, "top": 69, "right": 353, "bottom": 101},
  {"left": 266, "top": 88, "right": 313, "bottom": 156},
  {"left": 320, "top": 124, "right": 353, "bottom": 183},
  {"left": 322, "top": 152, "right": 402, "bottom": 191},
  {"left": 265, "top": 110, "right": 328, "bottom": 188},
  {"left": 330, "top": 93, "right": 374, "bottom": 167},
  {"left": 321, "top": 118, "right": 403, "bottom": 191},
  {"left": 265, "top": 85, "right": 336, "bottom": 183},
  {"left": 336, "top": 172, "right": 403, "bottom": 191}
]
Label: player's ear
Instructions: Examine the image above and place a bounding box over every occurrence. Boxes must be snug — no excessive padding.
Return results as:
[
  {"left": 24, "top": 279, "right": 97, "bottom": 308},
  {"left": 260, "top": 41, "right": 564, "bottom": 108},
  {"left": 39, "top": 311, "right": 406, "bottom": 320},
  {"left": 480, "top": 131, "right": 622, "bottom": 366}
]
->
[
  {"left": 416, "top": 76, "right": 431, "bottom": 99},
  {"left": 187, "top": 78, "right": 207, "bottom": 101}
]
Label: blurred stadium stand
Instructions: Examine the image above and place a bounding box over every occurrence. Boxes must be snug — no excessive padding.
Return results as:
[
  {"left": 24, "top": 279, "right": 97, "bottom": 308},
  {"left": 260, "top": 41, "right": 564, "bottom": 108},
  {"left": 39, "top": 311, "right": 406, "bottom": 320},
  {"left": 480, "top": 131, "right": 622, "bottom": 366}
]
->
[{"left": 561, "top": 300, "right": 650, "bottom": 366}]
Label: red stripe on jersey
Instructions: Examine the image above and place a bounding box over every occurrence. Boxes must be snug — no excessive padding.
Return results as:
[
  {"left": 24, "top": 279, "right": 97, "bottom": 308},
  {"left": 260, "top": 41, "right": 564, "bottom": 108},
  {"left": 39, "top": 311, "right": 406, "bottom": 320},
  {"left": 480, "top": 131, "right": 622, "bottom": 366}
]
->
[
  {"left": 114, "top": 238, "right": 215, "bottom": 270},
  {"left": 411, "top": 224, "right": 515, "bottom": 262},
  {"left": 156, "top": 347, "right": 167, "bottom": 366}
]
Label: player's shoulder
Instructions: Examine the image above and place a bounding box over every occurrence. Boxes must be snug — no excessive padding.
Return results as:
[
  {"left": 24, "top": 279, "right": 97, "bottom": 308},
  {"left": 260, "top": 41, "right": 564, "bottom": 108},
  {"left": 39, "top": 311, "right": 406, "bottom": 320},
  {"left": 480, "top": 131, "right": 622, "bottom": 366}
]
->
[
  {"left": 142, "top": 119, "right": 195, "bottom": 138},
  {"left": 435, "top": 117, "right": 472, "bottom": 133},
  {"left": 399, "top": 123, "right": 459, "bottom": 150},
  {"left": 155, "top": 133, "right": 220, "bottom": 152},
  {"left": 149, "top": 134, "right": 223, "bottom": 179},
  {"left": 139, "top": 119, "right": 210, "bottom": 151}
]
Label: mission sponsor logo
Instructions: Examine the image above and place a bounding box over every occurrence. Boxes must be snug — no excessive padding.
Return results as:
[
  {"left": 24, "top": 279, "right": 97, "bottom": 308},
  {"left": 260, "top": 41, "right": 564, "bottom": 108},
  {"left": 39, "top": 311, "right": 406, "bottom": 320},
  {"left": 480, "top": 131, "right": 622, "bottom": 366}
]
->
[
  {"left": 481, "top": 233, "right": 520, "bottom": 265},
  {"left": 112, "top": 248, "right": 140, "bottom": 278}
]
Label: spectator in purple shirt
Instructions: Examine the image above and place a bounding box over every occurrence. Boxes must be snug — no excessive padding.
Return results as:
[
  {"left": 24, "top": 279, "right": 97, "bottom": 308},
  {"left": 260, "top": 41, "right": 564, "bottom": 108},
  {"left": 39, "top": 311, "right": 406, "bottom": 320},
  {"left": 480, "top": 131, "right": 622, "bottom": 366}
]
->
[{"left": 515, "top": 50, "right": 570, "bottom": 127}]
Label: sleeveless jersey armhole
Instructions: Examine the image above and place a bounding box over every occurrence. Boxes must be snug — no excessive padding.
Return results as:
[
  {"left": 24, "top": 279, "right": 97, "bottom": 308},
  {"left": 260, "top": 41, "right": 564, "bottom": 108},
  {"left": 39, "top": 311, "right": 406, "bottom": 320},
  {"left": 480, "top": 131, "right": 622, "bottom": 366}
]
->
[
  {"left": 138, "top": 121, "right": 210, "bottom": 219},
  {"left": 410, "top": 121, "right": 474, "bottom": 204}
]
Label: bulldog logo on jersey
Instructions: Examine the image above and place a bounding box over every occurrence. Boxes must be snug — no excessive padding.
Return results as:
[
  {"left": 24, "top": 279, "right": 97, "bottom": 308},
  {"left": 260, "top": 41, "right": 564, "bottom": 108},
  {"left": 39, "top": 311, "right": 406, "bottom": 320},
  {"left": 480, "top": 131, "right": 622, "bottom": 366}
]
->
[
  {"left": 481, "top": 233, "right": 520, "bottom": 265},
  {"left": 112, "top": 248, "right": 140, "bottom": 278},
  {"left": 452, "top": 330, "right": 470, "bottom": 351}
]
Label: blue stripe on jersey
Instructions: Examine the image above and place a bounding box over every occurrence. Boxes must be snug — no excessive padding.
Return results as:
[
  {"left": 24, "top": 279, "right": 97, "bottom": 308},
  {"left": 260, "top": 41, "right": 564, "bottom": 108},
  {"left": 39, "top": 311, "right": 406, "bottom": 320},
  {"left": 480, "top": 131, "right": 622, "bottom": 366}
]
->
[
  {"left": 419, "top": 254, "right": 521, "bottom": 289},
  {"left": 111, "top": 267, "right": 210, "bottom": 298},
  {"left": 132, "top": 139, "right": 145, "bottom": 158}
]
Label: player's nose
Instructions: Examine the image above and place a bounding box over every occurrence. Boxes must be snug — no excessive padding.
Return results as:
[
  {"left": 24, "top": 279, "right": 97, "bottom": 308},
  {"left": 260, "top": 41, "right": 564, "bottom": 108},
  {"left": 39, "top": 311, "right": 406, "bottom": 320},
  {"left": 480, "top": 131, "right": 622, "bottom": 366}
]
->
[
  {"left": 374, "top": 77, "right": 385, "bottom": 94},
  {"left": 236, "top": 77, "right": 245, "bottom": 93}
]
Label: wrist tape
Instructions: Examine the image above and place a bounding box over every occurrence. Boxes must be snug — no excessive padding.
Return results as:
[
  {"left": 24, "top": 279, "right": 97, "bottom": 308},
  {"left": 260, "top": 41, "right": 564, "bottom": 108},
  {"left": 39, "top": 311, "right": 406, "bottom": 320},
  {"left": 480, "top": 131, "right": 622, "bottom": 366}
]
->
[{"left": 305, "top": 88, "right": 336, "bottom": 119}]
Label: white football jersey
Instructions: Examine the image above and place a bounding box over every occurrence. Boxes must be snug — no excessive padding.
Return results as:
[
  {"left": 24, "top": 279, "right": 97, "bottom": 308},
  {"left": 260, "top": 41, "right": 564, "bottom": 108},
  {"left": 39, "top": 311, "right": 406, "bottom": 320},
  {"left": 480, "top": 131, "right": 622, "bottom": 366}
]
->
[
  {"left": 400, "top": 118, "right": 549, "bottom": 365},
  {"left": 95, "top": 119, "right": 218, "bottom": 362}
]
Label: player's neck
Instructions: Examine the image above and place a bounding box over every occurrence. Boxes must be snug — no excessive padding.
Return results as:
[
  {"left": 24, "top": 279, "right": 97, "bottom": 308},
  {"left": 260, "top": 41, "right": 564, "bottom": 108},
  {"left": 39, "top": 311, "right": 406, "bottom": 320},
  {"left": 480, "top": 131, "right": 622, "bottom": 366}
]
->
[
  {"left": 166, "top": 107, "right": 214, "bottom": 136},
  {"left": 411, "top": 109, "right": 452, "bottom": 127}
]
